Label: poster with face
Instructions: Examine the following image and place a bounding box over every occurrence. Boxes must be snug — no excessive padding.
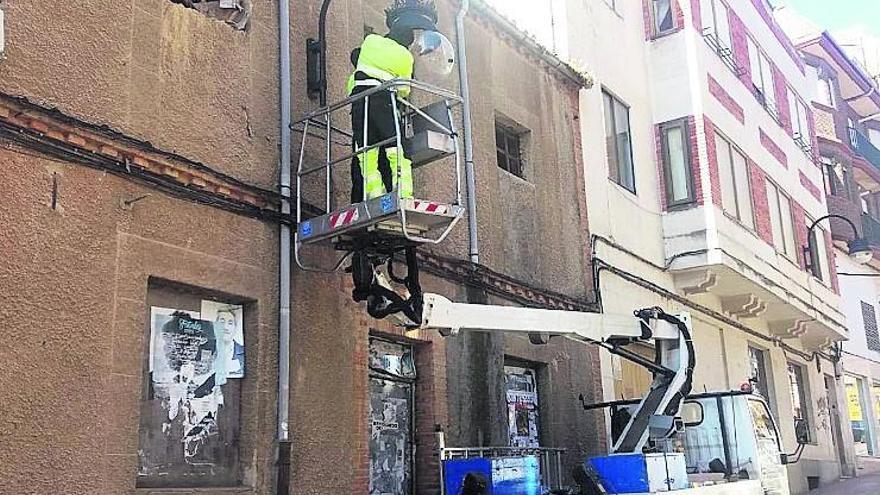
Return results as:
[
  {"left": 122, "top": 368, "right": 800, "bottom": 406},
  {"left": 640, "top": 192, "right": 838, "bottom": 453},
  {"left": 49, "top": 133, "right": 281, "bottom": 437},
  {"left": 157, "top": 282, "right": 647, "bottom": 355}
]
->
[{"left": 200, "top": 301, "right": 245, "bottom": 381}]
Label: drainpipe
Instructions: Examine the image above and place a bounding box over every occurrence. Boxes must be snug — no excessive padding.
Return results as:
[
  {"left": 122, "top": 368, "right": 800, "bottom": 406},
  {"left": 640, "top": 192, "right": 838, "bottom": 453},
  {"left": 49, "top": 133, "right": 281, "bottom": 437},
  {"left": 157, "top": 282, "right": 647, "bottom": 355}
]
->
[
  {"left": 276, "top": 0, "right": 293, "bottom": 492},
  {"left": 455, "top": 0, "right": 480, "bottom": 264}
]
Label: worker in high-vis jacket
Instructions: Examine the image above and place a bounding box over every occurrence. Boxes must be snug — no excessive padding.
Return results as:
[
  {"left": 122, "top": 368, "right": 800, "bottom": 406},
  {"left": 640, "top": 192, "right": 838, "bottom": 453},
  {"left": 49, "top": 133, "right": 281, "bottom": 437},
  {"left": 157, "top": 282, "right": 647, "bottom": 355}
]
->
[{"left": 348, "top": 0, "right": 451, "bottom": 204}]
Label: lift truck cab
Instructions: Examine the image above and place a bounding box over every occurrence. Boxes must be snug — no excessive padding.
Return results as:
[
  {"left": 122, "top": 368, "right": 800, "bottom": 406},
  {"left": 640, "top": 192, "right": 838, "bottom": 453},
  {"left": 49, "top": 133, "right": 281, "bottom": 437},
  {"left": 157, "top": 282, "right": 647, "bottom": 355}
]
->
[{"left": 582, "top": 390, "right": 805, "bottom": 495}]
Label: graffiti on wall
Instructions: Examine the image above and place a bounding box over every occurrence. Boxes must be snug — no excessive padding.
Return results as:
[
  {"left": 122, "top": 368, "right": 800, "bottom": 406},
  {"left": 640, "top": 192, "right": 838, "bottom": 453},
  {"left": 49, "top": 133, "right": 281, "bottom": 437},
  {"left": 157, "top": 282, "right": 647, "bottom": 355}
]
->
[{"left": 148, "top": 304, "right": 244, "bottom": 463}]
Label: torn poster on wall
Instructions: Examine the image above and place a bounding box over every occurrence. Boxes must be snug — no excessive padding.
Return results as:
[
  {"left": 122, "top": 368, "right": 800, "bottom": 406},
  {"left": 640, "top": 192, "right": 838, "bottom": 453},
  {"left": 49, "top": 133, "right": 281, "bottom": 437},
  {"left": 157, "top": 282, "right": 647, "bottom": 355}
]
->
[
  {"left": 505, "top": 366, "right": 540, "bottom": 448},
  {"left": 149, "top": 305, "right": 243, "bottom": 463},
  {"left": 200, "top": 301, "right": 245, "bottom": 381}
]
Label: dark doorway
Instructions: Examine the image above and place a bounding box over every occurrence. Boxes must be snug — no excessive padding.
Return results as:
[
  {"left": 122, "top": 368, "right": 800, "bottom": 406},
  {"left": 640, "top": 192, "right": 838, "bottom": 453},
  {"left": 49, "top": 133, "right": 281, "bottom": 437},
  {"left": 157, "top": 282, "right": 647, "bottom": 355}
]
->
[{"left": 369, "top": 338, "right": 416, "bottom": 495}]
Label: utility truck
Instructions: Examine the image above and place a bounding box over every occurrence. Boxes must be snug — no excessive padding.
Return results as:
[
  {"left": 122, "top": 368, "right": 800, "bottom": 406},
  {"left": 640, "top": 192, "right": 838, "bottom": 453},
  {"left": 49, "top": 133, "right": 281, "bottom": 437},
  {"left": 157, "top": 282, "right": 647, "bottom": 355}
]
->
[{"left": 417, "top": 294, "right": 807, "bottom": 495}]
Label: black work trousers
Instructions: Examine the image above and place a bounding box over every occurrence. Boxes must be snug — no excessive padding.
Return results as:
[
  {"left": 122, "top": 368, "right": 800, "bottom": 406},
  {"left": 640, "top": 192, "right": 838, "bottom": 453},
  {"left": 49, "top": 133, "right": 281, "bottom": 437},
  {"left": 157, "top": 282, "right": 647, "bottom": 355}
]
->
[{"left": 349, "top": 77, "right": 400, "bottom": 204}]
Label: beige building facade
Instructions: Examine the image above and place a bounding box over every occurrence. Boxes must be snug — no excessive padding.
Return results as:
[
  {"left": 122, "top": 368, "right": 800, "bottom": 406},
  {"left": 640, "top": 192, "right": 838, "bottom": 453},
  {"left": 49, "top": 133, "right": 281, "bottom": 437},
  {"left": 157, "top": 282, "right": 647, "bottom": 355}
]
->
[{"left": 492, "top": 0, "right": 854, "bottom": 492}]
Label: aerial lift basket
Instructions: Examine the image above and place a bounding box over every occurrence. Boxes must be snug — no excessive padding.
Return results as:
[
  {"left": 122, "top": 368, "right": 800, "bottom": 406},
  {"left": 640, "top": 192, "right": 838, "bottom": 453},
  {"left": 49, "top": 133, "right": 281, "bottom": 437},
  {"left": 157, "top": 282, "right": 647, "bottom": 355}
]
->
[{"left": 292, "top": 79, "right": 466, "bottom": 272}]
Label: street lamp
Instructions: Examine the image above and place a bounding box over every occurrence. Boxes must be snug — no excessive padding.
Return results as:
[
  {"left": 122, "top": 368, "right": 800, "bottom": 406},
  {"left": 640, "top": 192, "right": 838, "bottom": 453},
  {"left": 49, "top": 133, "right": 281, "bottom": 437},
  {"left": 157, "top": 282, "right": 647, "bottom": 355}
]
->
[{"left": 804, "top": 214, "right": 873, "bottom": 276}]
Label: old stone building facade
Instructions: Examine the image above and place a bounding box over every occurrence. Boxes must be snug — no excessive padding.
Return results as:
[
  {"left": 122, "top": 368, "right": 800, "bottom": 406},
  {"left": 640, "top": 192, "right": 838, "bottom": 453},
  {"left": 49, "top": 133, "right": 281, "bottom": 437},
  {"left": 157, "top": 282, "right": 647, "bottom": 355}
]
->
[{"left": 0, "top": 1, "right": 603, "bottom": 494}]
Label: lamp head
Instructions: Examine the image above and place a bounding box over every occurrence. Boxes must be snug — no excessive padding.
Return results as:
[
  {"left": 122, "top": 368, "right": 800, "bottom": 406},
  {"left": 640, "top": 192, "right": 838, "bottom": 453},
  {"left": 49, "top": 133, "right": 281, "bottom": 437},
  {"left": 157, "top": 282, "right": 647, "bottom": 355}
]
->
[
  {"left": 386, "top": 0, "right": 438, "bottom": 32},
  {"left": 847, "top": 237, "right": 873, "bottom": 264}
]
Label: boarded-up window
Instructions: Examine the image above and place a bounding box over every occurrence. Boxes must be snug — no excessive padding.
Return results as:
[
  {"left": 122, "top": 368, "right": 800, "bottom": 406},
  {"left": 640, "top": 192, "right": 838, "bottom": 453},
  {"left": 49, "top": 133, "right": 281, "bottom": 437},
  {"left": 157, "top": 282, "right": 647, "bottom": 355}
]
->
[
  {"left": 862, "top": 301, "right": 880, "bottom": 352},
  {"left": 138, "top": 281, "right": 248, "bottom": 488}
]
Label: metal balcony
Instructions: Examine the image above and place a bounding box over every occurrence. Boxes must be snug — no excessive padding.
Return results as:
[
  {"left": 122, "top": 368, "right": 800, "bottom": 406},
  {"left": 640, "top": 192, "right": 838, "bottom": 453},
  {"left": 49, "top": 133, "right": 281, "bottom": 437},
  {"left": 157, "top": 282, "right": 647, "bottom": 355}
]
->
[
  {"left": 848, "top": 127, "right": 880, "bottom": 173},
  {"left": 863, "top": 213, "right": 880, "bottom": 247}
]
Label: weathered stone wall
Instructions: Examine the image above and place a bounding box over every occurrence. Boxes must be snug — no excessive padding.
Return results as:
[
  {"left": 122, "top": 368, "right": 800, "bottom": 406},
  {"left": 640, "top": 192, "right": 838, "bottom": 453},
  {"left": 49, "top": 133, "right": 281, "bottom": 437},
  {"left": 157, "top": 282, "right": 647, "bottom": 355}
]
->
[{"left": 0, "top": 0, "right": 600, "bottom": 493}]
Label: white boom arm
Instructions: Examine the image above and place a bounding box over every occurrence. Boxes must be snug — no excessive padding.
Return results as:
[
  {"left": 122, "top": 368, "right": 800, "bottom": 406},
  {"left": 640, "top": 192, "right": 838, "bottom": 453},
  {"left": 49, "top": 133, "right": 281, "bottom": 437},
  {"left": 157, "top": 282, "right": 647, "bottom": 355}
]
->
[
  {"left": 418, "top": 293, "right": 695, "bottom": 454},
  {"left": 421, "top": 294, "right": 682, "bottom": 342}
]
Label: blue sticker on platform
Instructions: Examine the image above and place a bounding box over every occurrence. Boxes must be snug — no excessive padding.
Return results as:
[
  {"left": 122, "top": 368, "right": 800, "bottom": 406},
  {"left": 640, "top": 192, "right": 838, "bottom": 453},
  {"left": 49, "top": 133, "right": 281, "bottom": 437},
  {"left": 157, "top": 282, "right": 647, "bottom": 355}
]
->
[
  {"left": 301, "top": 221, "right": 312, "bottom": 237},
  {"left": 380, "top": 195, "right": 394, "bottom": 212}
]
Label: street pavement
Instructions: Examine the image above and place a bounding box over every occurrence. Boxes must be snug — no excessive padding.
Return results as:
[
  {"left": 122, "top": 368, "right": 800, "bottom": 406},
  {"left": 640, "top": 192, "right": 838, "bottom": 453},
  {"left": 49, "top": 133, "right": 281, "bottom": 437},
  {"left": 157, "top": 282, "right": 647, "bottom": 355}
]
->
[{"left": 809, "top": 457, "right": 880, "bottom": 495}]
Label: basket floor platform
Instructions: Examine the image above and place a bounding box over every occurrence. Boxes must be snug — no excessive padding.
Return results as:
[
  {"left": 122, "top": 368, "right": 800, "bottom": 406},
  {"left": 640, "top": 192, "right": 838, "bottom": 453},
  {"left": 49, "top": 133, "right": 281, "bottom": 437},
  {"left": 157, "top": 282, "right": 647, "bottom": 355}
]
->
[{"left": 297, "top": 194, "right": 464, "bottom": 249}]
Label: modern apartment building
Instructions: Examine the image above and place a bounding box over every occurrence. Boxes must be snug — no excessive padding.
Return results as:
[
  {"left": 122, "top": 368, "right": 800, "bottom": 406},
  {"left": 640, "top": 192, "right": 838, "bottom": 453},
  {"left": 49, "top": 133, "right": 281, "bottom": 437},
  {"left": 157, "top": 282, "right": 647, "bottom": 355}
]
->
[
  {"left": 795, "top": 30, "right": 880, "bottom": 468},
  {"left": 526, "top": 0, "right": 851, "bottom": 492}
]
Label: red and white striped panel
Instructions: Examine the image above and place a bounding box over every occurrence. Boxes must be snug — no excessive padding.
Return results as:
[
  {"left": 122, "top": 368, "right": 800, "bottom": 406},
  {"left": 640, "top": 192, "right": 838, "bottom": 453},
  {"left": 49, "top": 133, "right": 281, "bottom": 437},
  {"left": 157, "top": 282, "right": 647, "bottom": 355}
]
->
[
  {"left": 411, "top": 200, "right": 449, "bottom": 215},
  {"left": 329, "top": 207, "right": 360, "bottom": 229}
]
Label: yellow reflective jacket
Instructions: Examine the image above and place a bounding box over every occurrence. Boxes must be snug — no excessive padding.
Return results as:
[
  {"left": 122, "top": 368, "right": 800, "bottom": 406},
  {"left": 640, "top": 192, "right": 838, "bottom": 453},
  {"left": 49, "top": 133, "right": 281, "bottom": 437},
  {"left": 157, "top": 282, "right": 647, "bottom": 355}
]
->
[{"left": 347, "top": 34, "right": 414, "bottom": 98}]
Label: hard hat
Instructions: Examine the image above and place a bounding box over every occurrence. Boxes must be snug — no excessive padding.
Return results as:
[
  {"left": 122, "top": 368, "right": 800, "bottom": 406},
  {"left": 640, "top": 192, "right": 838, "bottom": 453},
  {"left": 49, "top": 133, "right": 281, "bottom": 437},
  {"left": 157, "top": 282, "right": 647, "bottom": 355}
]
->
[
  {"left": 386, "top": 0, "right": 439, "bottom": 32},
  {"left": 412, "top": 30, "right": 455, "bottom": 76}
]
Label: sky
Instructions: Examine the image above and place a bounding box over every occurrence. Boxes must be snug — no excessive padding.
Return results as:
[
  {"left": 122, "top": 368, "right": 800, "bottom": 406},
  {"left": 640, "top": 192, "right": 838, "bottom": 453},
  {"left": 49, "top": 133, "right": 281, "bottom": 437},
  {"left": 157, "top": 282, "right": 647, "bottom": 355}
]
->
[
  {"left": 776, "top": 0, "right": 880, "bottom": 78},
  {"left": 779, "top": 0, "right": 880, "bottom": 37},
  {"left": 487, "top": 0, "right": 880, "bottom": 78},
  {"left": 486, "top": 0, "right": 560, "bottom": 52}
]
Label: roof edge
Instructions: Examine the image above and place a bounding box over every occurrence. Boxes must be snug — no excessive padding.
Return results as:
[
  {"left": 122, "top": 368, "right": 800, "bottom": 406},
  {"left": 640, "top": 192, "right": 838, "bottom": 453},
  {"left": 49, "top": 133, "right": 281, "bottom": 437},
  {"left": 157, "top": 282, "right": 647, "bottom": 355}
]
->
[{"left": 467, "top": 0, "right": 593, "bottom": 88}]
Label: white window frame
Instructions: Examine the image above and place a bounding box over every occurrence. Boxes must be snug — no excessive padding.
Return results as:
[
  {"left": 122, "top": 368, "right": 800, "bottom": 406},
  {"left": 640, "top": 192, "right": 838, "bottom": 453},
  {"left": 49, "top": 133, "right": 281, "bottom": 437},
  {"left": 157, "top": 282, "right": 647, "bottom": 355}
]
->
[
  {"left": 789, "top": 89, "right": 812, "bottom": 153},
  {"left": 651, "top": 0, "right": 676, "bottom": 36},
  {"left": 748, "top": 37, "right": 779, "bottom": 119},
  {"left": 809, "top": 221, "right": 830, "bottom": 283},
  {"left": 767, "top": 181, "right": 797, "bottom": 260},
  {"left": 715, "top": 132, "right": 755, "bottom": 230},
  {"left": 817, "top": 76, "right": 836, "bottom": 108},
  {"left": 701, "top": 0, "right": 732, "bottom": 50},
  {"left": 603, "top": 89, "right": 636, "bottom": 194}
]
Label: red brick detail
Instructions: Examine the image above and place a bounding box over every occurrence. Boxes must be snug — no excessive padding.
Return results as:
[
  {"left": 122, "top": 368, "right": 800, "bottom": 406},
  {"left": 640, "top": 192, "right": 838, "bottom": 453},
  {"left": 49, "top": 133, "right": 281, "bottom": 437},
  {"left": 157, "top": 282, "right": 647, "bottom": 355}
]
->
[
  {"left": 728, "top": 10, "right": 751, "bottom": 83},
  {"left": 352, "top": 317, "right": 371, "bottom": 495},
  {"left": 688, "top": 116, "right": 705, "bottom": 206},
  {"left": 759, "top": 128, "right": 788, "bottom": 168},
  {"left": 749, "top": 161, "right": 774, "bottom": 245},
  {"left": 748, "top": 0, "right": 805, "bottom": 73},
  {"left": 642, "top": 0, "right": 653, "bottom": 40},
  {"left": 690, "top": 0, "right": 702, "bottom": 31},
  {"left": 675, "top": 0, "right": 685, "bottom": 32},
  {"left": 792, "top": 202, "right": 809, "bottom": 269},
  {"left": 772, "top": 65, "right": 793, "bottom": 135},
  {"left": 799, "top": 170, "right": 822, "bottom": 202},
  {"left": 825, "top": 229, "right": 840, "bottom": 294},
  {"left": 708, "top": 74, "right": 745, "bottom": 124},
  {"left": 703, "top": 116, "right": 723, "bottom": 207}
]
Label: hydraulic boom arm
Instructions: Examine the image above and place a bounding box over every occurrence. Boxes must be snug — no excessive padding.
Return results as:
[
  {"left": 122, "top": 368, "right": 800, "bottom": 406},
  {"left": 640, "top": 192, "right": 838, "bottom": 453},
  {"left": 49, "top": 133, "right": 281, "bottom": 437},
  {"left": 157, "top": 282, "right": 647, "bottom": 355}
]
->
[{"left": 417, "top": 293, "right": 696, "bottom": 454}]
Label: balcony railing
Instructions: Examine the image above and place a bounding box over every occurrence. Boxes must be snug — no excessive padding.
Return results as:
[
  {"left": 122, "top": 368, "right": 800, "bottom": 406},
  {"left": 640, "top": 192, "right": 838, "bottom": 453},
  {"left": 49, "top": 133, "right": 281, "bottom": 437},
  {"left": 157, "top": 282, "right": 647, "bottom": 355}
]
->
[
  {"left": 702, "top": 29, "right": 746, "bottom": 77},
  {"left": 863, "top": 213, "right": 880, "bottom": 247},
  {"left": 848, "top": 127, "right": 880, "bottom": 172}
]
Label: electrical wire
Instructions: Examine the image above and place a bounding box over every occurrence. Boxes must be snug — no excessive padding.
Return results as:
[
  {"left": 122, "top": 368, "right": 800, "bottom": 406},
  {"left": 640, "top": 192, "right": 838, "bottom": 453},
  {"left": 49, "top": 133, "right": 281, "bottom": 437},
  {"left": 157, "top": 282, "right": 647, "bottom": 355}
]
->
[{"left": 0, "top": 121, "right": 319, "bottom": 224}]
